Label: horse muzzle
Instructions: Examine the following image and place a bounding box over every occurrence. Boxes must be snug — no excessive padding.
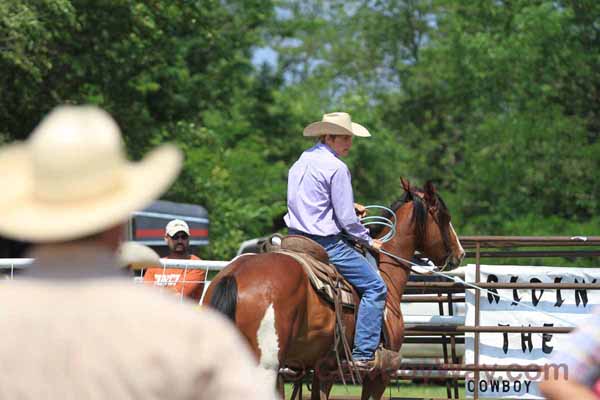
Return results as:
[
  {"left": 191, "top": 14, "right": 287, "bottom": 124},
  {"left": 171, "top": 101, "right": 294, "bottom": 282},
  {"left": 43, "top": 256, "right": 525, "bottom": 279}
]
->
[{"left": 439, "top": 251, "right": 465, "bottom": 272}]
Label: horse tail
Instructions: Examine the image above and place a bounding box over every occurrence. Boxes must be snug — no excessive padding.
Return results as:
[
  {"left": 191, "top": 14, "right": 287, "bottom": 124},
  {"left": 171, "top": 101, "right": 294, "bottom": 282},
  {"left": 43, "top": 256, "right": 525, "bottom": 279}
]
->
[{"left": 208, "top": 275, "right": 237, "bottom": 322}]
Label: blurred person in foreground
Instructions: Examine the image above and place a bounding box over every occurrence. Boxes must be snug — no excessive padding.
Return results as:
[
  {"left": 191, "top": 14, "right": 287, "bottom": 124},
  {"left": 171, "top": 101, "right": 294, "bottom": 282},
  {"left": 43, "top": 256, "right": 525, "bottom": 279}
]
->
[
  {"left": 143, "top": 219, "right": 206, "bottom": 302},
  {"left": 0, "top": 105, "right": 278, "bottom": 400},
  {"left": 540, "top": 311, "right": 600, "bottom": 400}
]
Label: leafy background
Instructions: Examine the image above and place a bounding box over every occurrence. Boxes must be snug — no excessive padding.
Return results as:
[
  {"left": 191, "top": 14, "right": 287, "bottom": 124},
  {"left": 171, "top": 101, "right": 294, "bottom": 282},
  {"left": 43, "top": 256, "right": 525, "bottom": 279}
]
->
[{"left": 1, "top": 0, "right": 598, "bottom": 261}]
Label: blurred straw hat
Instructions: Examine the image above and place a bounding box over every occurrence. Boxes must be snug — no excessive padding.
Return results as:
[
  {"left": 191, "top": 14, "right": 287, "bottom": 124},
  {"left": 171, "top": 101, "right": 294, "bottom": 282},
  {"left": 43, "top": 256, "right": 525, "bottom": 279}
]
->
[{"left": 0, "top": 105, "right": 182, "bottom": 242}]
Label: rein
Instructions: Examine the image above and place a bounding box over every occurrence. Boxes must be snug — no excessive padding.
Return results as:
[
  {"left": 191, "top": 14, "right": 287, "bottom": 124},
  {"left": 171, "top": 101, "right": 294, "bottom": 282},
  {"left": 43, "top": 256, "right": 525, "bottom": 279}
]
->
[
  {"left": 378, "top": 248, "right": 434, "bottom": 275},
  {"left": 360, "top": 203, "right": 576, "bottom": 327},
  {"left": 374, "top": 246, "right": 576, "bottom": 328},
  {"left": 360, "top": 203, "right": 451, "bottom": 274}
]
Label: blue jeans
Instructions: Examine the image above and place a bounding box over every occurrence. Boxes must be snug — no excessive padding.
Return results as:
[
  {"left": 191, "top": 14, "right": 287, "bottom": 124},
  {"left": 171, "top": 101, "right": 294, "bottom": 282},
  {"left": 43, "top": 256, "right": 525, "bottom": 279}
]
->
[{"left": 289, "top": 230, "right": 387, "bottom": 360}]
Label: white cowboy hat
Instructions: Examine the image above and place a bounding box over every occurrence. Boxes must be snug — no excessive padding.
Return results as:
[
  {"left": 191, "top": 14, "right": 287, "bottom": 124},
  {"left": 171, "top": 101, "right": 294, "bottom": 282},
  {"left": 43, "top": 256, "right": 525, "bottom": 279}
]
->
[
  {"left": 0, "top": 105, "right": 182, "bottom": 242},
  {"left": 303, "top": 112, "right": 371, "bottom": 137}
]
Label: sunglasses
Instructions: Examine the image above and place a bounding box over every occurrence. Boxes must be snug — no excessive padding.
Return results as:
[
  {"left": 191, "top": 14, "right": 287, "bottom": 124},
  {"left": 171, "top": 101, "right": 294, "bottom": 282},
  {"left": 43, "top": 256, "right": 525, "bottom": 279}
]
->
[{"left": 171, "top": 233, "right": 189, "bottom": 240}]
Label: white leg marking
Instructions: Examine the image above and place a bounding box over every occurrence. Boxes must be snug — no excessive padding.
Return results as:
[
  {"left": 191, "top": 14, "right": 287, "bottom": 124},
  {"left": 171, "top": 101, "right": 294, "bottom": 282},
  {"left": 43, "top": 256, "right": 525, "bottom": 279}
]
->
[{"left": 256, "top": 303, "right": 279, "bottom": 389}]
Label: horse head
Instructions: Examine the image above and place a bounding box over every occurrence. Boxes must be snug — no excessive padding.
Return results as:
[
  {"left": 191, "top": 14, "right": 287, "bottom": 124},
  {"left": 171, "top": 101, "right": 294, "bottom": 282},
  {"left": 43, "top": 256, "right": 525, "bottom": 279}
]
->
[{"left": 398, "top": 178, "right": 465, "bottom": 271}]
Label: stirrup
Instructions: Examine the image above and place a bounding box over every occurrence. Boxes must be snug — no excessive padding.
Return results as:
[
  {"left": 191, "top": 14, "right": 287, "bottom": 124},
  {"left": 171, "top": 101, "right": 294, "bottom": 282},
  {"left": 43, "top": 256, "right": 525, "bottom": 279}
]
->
[{"left": 342, "top": 358, "right": 375, "bottom": 370}]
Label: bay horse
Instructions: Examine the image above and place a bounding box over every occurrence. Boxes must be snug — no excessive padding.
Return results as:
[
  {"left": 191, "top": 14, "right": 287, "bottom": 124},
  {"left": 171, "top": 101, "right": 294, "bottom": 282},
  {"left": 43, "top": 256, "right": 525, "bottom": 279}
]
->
[{"left": 204, "top": 179, "right": 465, "bottom": 399}]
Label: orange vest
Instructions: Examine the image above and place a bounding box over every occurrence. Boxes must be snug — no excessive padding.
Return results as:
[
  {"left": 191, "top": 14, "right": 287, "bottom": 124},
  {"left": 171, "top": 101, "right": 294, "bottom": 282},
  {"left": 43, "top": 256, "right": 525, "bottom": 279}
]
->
[{"left": 143, "top": 255, "right": 206, "bottom": 302}]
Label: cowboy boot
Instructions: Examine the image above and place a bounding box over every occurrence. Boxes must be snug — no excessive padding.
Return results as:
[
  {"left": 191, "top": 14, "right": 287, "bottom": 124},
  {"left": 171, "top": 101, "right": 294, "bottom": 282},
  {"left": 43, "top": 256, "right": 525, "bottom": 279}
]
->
[{"left": 372, "top": 347, "right": 402, "bottom": 373}]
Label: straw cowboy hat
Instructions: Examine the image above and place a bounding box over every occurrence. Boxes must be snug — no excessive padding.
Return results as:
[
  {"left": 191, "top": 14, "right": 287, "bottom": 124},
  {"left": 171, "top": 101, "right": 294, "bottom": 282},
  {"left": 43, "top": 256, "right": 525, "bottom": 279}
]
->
[
  {"left": 0, "top": 105, "right": 182, "bottom": 242},
  {"left": 303, "top": 112, "right": 371, "bottom": 137}
]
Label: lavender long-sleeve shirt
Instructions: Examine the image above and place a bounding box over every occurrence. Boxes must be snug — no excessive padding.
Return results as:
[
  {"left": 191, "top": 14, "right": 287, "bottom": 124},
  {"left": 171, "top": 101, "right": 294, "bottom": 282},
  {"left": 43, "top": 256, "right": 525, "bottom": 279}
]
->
[{"left": 284, "top": 142, "right": 373, "bottom": 245}]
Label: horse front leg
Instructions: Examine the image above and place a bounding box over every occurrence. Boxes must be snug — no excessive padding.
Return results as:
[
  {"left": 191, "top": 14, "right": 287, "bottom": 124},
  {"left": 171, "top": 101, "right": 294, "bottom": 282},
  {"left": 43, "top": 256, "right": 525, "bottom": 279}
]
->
[
  {"left": 309, "top": 355, "right": 339, "bottom": 400},
  {"left": 310, "top": 374, "right": 333, "bottom": 400},
  {"left": 361, "top": 374, "right": 389, "bottom": 400}
]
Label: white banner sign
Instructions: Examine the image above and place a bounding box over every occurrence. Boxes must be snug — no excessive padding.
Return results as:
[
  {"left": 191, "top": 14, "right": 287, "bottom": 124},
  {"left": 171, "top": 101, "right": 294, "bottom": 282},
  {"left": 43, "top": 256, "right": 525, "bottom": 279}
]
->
[{"left": 465, "top": 264, "right": 600, "bottom": 398}]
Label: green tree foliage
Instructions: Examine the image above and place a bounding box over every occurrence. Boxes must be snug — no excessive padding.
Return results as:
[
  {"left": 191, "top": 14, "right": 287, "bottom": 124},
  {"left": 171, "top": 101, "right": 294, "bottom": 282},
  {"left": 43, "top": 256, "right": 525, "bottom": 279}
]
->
[
  {"left": 0, "top": 0, "right": 77, "bottom": 140},
  {"left": 387, "top": 0, "right": 600, "bottom": 237},
  {"left": 0, "top": 0, "right": 271, "bottom": 151}
]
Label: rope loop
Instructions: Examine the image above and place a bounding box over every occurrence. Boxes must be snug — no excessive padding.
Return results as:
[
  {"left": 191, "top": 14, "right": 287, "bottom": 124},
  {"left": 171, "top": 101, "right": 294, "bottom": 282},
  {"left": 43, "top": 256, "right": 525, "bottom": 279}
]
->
[{"left": 360, "top": 205, "right": 396, "bottom": 243}]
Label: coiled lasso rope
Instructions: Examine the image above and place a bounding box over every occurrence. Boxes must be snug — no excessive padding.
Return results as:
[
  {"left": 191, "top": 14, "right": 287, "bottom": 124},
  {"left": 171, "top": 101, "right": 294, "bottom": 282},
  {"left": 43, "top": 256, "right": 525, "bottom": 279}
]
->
[{"left": 359, "top": 205, "right": 396, "bottom": 243}]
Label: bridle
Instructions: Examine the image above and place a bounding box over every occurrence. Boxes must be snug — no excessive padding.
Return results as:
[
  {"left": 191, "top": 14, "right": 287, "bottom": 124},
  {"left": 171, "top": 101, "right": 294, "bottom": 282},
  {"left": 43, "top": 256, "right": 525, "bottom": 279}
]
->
[
  {"left": 361, "top": 195, "right": 454, "bottom": 273},
  {"left": 421, "top": 203, "right": 453, "bottom": 268}
]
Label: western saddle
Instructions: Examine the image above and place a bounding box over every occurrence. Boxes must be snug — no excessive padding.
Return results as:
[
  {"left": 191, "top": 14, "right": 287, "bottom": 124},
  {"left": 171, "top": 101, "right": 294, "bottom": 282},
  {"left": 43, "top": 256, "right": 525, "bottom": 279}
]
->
[{"left": 269, "top": 234, "right": 358, "bottom": 308}]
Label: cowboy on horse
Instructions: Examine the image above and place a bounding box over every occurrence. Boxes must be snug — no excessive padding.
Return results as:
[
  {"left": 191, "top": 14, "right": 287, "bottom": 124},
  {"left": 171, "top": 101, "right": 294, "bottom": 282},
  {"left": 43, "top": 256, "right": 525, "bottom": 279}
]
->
[
  {"left": 284, "top": 112, "right": 387, "bottom": 369},
  {"left": 204, "top": 111, "right": 465, "bottom": 399}
]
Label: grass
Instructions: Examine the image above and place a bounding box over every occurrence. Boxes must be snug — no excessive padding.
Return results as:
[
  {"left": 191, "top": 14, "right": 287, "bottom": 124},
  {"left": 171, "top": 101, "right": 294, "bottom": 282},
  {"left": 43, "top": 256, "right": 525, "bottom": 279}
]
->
[{"left": 284, "top": 381, "right": 466, "bottom": 398}]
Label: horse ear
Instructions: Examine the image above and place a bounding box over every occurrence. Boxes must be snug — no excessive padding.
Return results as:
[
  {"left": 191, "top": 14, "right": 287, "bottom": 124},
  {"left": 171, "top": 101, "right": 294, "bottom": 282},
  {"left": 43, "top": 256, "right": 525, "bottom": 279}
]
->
[
  {"left": 400, "top": 177, "right": 411, "bottom": 193},
  {"left": 424, "top": 180, "right": 437, "bottom": 204}
]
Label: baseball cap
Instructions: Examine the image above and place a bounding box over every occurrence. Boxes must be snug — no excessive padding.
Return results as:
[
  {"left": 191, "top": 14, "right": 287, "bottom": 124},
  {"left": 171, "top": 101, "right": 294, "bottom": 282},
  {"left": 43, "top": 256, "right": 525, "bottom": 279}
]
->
[{"left": 165, "top": 219, "right": 190, "bottom": 237}]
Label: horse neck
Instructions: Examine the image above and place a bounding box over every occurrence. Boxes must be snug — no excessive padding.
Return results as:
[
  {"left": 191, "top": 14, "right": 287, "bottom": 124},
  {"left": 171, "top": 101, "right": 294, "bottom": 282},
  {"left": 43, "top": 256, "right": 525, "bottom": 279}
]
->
[{"left": 378, "top": 204, "right": 417, "bottom": 308}]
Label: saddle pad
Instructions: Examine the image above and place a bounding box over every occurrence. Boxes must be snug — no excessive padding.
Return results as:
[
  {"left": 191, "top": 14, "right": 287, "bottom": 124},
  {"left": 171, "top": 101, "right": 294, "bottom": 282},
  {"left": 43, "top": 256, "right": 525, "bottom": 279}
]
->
[{"left": 275, "top": 249, "right": 356, "bottom": 308}]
